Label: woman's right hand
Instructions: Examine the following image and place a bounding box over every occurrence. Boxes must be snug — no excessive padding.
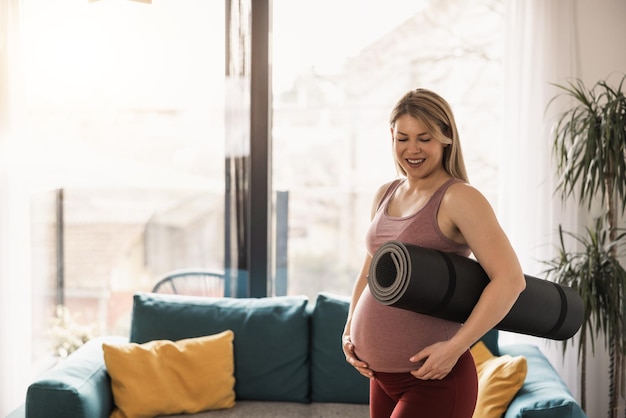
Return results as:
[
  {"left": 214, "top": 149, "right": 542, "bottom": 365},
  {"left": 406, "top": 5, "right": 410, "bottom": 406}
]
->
[{"left": 342, "top": 334, "right": 373, "bottom": 379}]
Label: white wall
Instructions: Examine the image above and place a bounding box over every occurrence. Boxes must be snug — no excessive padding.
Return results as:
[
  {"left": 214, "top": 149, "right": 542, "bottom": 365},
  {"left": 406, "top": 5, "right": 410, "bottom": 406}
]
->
[
  {"left": 569, "top": 1, "right": 625, "bottom": 416},
  {"left": 0, "top": 173, "right": 33, "bottom": 417},
  {"left": 0, "top": 1, "right": 34, "bottom": 415},
  {"left": 576, "top": 0, "right": 626, "bottom": 87},
  {"left": 577, "top": 1, "right": 626, "bottom": 416}
]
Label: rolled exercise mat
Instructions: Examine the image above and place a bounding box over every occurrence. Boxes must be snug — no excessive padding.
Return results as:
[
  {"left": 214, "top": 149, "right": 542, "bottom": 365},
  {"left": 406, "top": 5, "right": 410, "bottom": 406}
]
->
[{"left": 368, "top": 240, "right": 583, "bottom": 340}]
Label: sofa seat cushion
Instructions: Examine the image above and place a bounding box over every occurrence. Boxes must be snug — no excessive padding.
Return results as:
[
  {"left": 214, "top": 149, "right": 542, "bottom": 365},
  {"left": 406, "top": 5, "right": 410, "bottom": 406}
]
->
[
  {"left": 130, "top": 293, "right": 310, "bottom": 403},
  {"left": 103, "top": 331, "right": 236, "bottom": 418},
  {"left": 500, "top": 344, "right": 587, "bottom": 418},
  {"left": 157, "top": 400, "right": 370, "bottom": 418}
]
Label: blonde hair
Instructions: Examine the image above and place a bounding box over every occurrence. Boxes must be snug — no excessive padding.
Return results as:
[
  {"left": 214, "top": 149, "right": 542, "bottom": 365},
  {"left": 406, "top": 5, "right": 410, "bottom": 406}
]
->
[{"left": 389, "top": 89, "right": 469, "bottom": 182}]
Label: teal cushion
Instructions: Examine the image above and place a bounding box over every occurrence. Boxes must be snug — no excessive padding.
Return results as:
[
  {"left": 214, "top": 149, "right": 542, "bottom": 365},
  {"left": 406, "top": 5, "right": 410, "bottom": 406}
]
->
[
  {"left": 130, "top": 292, "right": 310, "bottom": 403},
  {"left": 500, "top": 344, "right": 587, "bottom": 418},
  {"left": 310, "top": 292, "right": 370, "bottom": 404},
  {"left": 25, "top": 336, "right": 127, "bottom": 418}
]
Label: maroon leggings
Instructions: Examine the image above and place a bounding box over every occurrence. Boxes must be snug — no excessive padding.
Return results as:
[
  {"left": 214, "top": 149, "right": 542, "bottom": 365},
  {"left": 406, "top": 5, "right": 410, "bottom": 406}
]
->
[{"left": 370, "top": 350, "right": 477, "bottom": 418}]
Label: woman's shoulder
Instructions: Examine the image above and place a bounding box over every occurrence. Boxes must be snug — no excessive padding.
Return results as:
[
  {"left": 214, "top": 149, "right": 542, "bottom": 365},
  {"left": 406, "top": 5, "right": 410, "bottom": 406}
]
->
[
  {"left": 443, "top": 180, "right": 495, "bottom": 214},
  {"left": 445, "top": 179, "right": 480, "bottom": 196}
]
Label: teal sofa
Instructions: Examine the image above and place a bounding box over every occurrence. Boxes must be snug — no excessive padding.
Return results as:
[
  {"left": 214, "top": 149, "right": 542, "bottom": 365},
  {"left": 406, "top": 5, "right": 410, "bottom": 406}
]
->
[{"left": 21, "top": 292, "right": 586, "bottom": 418}]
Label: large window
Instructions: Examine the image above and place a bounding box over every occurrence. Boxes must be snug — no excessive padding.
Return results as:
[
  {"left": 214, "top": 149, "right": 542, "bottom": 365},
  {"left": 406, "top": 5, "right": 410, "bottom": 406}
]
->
[
  {"left": 14, "top": 0, "right": 504, "bottom": 375},
  {"left": 271, "top": 0, "right": 505, "bottom": 299},
  {"left": 20, "top": 0, "right": 225, "bottom": 360}
]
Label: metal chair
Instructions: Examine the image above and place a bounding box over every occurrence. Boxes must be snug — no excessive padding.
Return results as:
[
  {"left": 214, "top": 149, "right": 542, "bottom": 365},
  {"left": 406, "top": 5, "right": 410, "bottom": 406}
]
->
[{"left": 151, "top": 269, "right": 229, "bottom": 297}]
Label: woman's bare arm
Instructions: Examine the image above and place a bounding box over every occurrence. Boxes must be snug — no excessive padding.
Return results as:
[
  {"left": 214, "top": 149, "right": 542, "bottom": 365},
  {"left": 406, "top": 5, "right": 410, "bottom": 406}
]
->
[{"left": 410, "top": 182, "right": 526, "bottom": 380}]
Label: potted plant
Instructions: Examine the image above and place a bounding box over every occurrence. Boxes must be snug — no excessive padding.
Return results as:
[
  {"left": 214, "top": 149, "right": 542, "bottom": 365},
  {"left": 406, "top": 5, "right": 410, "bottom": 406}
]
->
[{"left": 542, "top": 75, "right": 626, "bottom": 418}]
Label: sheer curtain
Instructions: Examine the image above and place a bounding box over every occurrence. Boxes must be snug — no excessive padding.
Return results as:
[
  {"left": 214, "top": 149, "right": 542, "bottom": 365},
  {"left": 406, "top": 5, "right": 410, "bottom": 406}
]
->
[
  {"left": 1, "top": 0, "right": 34, "bottom": 416},
  {"left": 498, "top": 0, "right": 581, "bottom": 399}
]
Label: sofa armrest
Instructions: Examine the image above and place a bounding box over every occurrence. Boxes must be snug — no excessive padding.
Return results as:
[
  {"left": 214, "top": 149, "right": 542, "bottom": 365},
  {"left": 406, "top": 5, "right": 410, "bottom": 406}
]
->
[
  {"left": 26, "top": 336, "right": 127, "bottom": 418},
  {"left": 500, "top": 344, "right": 587, "bottom": 418}
]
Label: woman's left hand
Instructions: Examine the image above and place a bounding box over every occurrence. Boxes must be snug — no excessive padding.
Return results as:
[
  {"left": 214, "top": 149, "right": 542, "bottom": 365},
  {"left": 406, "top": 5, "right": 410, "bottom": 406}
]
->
[{"left": 409, "top": 340, "right": 464, "bottom": 380}]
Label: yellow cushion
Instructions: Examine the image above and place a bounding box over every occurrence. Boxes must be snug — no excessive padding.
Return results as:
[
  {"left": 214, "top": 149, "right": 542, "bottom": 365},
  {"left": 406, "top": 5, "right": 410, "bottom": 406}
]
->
[
  {"left": 470, "top": 341, "right": 527, "bottom": 418},
  {"left": 103, "top": 330, "right": 235, "bottom": 418}
]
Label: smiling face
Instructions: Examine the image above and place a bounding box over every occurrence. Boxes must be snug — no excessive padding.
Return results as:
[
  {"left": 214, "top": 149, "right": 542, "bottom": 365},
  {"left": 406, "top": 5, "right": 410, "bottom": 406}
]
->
[
  {"left": 391, "top": 114, "right": 446, "bottom": 180},
  {"left": 388, "top": 89, "right": 468, "bottom": 182}
]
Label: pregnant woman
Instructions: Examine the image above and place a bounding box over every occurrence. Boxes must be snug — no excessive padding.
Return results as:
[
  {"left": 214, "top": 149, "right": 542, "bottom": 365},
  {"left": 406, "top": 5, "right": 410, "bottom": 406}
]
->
[{"left": 342, "top": 88, "right": 526, "bottom": 418}]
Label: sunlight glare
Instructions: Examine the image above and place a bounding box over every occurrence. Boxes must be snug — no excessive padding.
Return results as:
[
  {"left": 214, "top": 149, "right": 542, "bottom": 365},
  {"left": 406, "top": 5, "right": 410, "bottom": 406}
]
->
[
  {"left": 272, "top": 0, "right": 431, "bottom": 92},
  {"left": 23, "top": 0, "right": 223, "bottom": 109}
]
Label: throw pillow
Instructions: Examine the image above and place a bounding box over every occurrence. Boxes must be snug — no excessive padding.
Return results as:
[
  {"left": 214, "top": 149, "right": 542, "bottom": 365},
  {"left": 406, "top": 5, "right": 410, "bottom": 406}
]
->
[
  {"left": 310, "top": 292, "right": 370, "bottom": 404},
  {"left": 103, "top": 330, "right": 235, "bottom": 418},
  {"left": 471, "top": 340, "right": 527, "bottom": 418}
]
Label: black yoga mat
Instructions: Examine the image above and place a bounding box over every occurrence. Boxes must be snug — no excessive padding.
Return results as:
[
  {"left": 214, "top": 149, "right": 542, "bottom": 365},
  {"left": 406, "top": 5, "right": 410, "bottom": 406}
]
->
[{"left": 368, "top": 240, "right": 584, "bottom": 340}]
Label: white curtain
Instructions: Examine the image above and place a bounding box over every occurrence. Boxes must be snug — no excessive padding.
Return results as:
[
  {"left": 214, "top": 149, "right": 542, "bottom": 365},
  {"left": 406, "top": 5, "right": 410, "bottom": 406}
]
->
[
  {"left": 499, "top": 0, "right": 580, "bottom": 276},
  {"left": 498, "top": 0, "right": 581, "bottom": 400},
  {"left": 0, "top": 0, "right": 33, "bottom": 415}
]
